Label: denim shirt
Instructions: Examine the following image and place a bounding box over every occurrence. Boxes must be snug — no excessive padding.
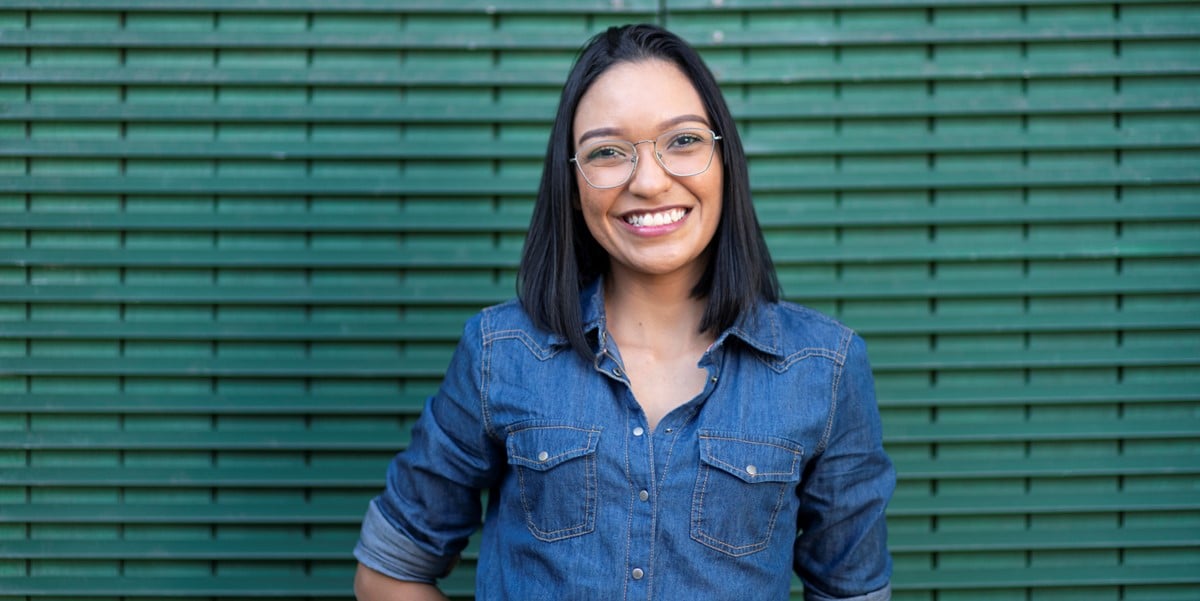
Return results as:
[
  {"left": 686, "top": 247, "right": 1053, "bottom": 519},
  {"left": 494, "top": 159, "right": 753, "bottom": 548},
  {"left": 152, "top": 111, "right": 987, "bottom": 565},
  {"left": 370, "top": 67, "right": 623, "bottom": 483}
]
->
[{"left": 356, "top": 279, "right": 894, "bottom": 601}]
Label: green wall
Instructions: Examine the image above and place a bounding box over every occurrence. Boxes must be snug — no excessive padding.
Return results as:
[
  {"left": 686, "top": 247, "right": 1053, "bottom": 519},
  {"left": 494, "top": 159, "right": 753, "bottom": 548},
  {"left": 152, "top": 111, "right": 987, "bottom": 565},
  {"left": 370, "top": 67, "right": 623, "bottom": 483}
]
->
[{"left": 1, "top": 0, "right": 1198, "bottom": 598}]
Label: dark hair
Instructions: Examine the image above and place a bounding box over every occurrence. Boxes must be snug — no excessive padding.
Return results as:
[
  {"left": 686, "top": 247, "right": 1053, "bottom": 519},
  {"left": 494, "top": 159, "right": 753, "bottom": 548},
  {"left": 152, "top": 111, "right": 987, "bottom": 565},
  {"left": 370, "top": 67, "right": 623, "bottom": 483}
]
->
[{"left": 517, "top": 23, "right": 780, "bottom": 359}]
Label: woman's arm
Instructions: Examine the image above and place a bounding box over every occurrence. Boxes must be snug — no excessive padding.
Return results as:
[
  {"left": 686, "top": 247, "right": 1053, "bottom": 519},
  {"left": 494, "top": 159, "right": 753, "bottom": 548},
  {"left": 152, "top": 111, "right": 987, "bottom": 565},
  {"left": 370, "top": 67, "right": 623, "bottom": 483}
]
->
[
  {"left": 793, "top": 333, "right": 894, "bottom": 600},
  {"left": 354, "top": 563, "right": 450, "bottom": 601}
]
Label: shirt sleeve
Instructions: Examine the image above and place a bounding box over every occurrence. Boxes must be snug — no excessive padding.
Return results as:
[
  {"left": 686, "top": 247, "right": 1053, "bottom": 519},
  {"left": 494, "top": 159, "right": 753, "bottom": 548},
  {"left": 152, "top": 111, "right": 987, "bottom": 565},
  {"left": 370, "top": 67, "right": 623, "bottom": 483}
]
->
[
  {"left": 354, "top": 312, "right": 503, "bottom": 583},
  {"left": 793, "top": 332, "right": 895, "bottom": 601}
]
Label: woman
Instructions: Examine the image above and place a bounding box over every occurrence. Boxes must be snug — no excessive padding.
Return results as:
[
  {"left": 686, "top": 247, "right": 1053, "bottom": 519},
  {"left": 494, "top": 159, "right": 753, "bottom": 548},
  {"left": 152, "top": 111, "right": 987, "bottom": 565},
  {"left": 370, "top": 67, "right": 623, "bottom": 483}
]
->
[{"left": 355, "top": 24, "right": 894, "bottom": 601}]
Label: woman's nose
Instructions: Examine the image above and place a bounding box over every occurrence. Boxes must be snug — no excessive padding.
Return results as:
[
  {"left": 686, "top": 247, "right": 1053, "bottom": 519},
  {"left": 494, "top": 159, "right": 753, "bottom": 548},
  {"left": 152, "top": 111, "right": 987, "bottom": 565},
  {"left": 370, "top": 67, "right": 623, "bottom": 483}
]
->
[{"left": 627, "top": 142, "right": 671, "bottom": 196}]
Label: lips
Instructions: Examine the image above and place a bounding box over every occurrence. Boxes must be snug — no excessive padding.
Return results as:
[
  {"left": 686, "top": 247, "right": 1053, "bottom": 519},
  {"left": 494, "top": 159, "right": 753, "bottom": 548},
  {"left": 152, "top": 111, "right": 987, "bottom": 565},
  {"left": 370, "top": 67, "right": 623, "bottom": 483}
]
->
[{"left": 622, "top": 207, "right": 689, "bottom": 228}]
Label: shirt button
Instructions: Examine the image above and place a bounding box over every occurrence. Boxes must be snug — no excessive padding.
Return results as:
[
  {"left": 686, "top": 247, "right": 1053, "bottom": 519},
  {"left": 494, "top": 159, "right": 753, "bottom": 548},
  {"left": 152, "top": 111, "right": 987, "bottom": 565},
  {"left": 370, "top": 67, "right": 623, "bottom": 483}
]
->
[
  {"left": 613, "top": 367, "right": 622, "bottom": 377},
  {"left": 537, "top": 451, "right": 549, "bottom": 462},
  {"left": 632, "top": 427, "right": 644, "bottom": 437},
  {"left": 631, "top": 568, "right": 644, "bottom": 580},
  {"left": 639, "top": 490, "right": 649, "bottom": 502},
  {"left": 746, "top": 464, "right": 757, "bottom": 476}
]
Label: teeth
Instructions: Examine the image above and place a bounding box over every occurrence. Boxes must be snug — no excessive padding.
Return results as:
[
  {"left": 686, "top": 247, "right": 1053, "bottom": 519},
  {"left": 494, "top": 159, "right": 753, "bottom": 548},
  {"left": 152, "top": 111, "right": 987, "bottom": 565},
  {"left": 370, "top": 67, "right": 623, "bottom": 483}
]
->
[{"left": 625, "top": 208, "right": 687, "bottom": 227}]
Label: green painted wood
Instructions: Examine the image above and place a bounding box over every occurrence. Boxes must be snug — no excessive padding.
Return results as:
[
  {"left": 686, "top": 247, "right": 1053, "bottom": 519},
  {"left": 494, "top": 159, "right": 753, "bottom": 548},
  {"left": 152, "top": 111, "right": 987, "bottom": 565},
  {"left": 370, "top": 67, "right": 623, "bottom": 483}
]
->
[
  {"left": 6, "top": 0, "right": 659, "bottom": 12},
  {"left": 4, "top": 1, "right": 1198, "bottom": 597},
  {"left": 5, "top": 61, "right": 1196, "bottom": 86},
  {"left": 3, "top": 23, "right": 1196, "bottom": 48},
  {"left": 2, "top": 94, "right": 1196, "bottom": 122}
]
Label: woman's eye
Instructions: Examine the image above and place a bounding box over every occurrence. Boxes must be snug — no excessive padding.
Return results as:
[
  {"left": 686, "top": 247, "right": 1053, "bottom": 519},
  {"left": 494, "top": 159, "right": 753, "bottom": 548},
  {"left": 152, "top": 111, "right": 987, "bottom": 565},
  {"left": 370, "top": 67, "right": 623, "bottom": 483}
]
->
[
  {"left": 667, "top": 133, "right": 703, "bottom": 150},
  {"left": 587, "top": 145, "right": 627, "bottom": 162}
]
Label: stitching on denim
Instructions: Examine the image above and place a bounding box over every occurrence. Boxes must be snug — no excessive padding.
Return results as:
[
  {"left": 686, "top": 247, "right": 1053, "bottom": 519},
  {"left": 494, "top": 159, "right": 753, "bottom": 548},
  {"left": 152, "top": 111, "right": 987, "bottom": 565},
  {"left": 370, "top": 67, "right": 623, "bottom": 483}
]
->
[
  {"left": 479, "top": 310, "right": 495, "bottom": 441},
  {"left": 816, "top": 330, "right": 855, "bottom": 456},
  {"left": 484, "top": 327, "right": 564, "bottom": 361}
]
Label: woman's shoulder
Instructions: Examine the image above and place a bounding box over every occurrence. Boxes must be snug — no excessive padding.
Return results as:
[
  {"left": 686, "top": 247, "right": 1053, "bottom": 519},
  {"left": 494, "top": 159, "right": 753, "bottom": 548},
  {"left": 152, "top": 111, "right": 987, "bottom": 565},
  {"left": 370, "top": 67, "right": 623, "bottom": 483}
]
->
[
  {"left": 464, "top": 297, "right": 568, "bottom": 354},
  {"left": 746, "top": 299, "right": 862, "bottom": 363}
]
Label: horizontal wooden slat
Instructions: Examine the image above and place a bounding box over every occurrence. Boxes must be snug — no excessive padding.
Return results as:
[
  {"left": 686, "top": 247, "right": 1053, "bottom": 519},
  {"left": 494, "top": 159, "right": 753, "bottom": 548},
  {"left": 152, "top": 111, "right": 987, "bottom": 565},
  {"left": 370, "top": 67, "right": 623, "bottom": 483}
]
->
[
  {"left": 2, "top": 453, "right": 1195, "bottom": 488},
  {"left": 5, "top": 130, "right": 1195, "bottom": 159},
  {"left": 896, "top": 454, "right": 1200, "bottom": 480},
  {"left": 0, "top": 0, "right": 657, "bottom": 13},
  {"left": 4, "top": 168, "right": 1196, "bottom": 195},
  {"left": 5, "top": 202, "right": 1196, "bottom": 232},
  {"left": 4, "top": 62, "right": 1196, "bottom": 88},
  {"left": 3, "top": 275, "right": 1194, "bottom": 306},
  {"left": 891, "top": 564, "right": 1200, "bottom": 589},
  {"left": 893, "top": 526, "right": 1200, "bottom": 552},
  {"left": 882, "top": 381, "right": 1200, "bottom": 408},
  {"left": 3, "top": 23, "right": 1195, "bottom": 49},
  {"left": 2, "top": 382, "right": 1193, "bottom": 416},
  {"left": 888, "top": 489, "right": 1200, "bottom": 516},
  {"left": 672, "top": 0, "right": 1198, "bottom": 8},
  {"left": 4, "top": 95, "right": 1194, "bottom": 123},
  {"left": 6, "top": 0, "right": 1192, "bottom": 11},
  {"left": 6, "top": 417, "right": 1194, "bottom": 450},
  {"left": 887, "top": 417, "right": 1200, "bottom": 443},
  {"left": 3, "top": 310, "right": 1194, "bottom": 341},
  {"left": 682, "top": 24, "right": 1200, "bottom": 46},
  {"left": 3, "top": 539, "right": 355, "bottom": 560},
  {"left": 7, "top": 239, "right": 1195, "bottom": 269},
  {"left": 0, "top": 502, "right": 371, "bottom": 524}
]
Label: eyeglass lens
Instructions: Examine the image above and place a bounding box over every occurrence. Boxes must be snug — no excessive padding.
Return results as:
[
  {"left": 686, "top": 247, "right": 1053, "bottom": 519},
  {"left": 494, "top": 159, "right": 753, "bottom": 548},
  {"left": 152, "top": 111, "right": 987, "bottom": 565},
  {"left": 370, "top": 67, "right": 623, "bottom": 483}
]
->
[{"left": 574, "top": 128, "right": 718, "bottom": 189}]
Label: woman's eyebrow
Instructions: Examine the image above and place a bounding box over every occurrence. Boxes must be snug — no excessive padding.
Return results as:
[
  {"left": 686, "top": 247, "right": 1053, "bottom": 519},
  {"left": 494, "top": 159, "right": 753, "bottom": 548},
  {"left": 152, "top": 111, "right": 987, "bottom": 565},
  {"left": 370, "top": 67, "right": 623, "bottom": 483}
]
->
[{"left": 576, "top": 113, "right": 710, "bottom": 146}]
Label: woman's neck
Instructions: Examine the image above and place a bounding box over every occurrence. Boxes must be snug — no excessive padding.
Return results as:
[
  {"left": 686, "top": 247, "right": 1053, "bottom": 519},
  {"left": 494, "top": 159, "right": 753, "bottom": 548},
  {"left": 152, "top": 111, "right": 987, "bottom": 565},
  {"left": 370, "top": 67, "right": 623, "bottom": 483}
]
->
[{"left": 603, "top": 268, "right": 713, "bottom": 358}]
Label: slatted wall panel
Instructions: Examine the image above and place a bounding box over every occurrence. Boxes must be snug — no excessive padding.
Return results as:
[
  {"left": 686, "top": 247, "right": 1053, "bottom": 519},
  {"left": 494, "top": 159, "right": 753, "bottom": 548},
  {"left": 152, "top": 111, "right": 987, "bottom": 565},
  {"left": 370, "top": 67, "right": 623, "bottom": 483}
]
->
[{"left": 0, "top": 0, "right": 1198, "bottom": 599}]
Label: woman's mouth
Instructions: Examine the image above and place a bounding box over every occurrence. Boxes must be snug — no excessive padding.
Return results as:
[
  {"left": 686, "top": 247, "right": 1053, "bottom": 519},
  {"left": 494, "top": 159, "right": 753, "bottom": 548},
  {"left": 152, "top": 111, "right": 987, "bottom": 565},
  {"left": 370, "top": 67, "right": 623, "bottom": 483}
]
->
[{"left": 622, "top": 208, "right": 689, "bottom": 227}]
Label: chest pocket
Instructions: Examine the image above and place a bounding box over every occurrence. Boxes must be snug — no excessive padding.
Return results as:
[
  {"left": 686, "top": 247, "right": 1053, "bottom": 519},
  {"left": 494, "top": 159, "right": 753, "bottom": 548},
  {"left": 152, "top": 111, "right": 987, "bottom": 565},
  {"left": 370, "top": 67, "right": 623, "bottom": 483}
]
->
[
  {"left": 691, "top": 430, "right": 803, "bottom": 557},
  {"left": 507, "top": 423, "right": 601, "bottom": 542}
]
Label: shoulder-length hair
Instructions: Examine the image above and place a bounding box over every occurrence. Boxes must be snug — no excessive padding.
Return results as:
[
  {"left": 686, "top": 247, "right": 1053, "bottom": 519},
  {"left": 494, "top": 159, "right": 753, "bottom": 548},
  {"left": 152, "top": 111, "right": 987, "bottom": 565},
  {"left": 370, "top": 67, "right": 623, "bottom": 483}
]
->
[{"left": 518, "top": 23, "right": 780, "bottom": 359}]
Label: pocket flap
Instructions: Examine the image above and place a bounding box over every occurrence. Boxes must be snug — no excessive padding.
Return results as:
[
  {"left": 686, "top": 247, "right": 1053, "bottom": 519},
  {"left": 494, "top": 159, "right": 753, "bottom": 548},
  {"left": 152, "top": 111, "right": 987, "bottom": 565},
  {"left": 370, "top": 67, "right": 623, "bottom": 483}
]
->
[
  {"left": 698, "top": 431, "right": 803, "bottom": 484},
  {"left": 507, "top": 423, "right": 601, "bottom": 472}
]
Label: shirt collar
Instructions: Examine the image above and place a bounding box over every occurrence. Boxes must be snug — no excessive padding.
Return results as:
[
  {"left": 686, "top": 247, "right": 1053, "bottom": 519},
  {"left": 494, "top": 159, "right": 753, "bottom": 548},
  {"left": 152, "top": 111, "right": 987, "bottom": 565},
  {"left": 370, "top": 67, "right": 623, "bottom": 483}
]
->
[{"left": 576, "top": 276, "right": 784, "bottom": 358}]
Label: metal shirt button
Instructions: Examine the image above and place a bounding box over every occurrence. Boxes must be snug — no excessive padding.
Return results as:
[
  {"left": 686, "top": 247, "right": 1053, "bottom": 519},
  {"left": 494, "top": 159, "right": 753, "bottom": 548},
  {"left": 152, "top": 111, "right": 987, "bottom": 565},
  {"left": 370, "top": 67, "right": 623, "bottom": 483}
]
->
[
  {"left": 639, "top": 490, "right": 649, "bottom": 501},
  {"left": 631, "top": 568, "right": 644, "bottom": 580},
  {"left": 613, "top": 367, "right": 622, "bottom": 377},
  {"left": 632, "top": 427, "right": 644, "bottom": 437},
  {"left": 537, "top": 451, "right": 549, "bottom": 462},
  {"left": 746, "top": 464, "right": 757, "bottom": 476}
]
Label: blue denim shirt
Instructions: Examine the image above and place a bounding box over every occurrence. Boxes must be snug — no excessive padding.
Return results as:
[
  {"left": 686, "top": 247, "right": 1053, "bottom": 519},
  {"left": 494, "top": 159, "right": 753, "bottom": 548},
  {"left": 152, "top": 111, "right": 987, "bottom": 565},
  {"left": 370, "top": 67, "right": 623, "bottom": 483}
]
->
[{"left": 356, "top": 279, "right": 894, "bottom": 600}]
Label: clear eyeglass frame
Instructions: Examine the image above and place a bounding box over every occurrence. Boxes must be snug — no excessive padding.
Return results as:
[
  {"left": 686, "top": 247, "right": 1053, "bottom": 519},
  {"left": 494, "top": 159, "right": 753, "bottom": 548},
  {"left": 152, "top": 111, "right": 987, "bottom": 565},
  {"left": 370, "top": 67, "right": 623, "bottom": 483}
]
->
[{"left": 570, "top": 128, "right": 722, "bottom": 189}]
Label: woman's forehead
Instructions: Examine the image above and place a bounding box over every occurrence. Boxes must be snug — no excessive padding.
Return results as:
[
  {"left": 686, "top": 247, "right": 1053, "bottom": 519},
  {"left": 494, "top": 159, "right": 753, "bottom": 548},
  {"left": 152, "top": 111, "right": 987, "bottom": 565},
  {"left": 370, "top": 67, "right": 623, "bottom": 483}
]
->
[{"left": 572, "top": 60, "right": 709, "bottom": 140}]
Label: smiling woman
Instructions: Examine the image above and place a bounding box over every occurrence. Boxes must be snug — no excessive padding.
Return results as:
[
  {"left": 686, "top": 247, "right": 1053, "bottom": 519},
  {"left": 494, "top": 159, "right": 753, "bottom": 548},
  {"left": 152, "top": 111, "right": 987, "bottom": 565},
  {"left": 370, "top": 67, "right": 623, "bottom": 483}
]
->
[{"left": 354, "top": 24, "right": 894, "bottom": 601}]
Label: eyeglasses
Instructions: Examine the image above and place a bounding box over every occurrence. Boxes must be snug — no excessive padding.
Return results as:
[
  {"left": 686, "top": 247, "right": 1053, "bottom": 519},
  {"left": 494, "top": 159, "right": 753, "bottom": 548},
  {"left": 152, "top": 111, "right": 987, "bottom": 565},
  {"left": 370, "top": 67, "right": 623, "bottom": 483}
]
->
[{"left": 570, "top": 128, "right": 722, "bottom": 189}]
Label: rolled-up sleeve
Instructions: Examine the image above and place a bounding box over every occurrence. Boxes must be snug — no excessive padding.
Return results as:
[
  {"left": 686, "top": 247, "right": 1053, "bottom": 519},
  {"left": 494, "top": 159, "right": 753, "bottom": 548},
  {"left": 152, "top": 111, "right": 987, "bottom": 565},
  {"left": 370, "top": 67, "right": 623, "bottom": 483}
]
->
[
  {"left": 794, "top": 333, "right": 895, "bottom": 601},
  {"left": 354, "top": 313, "right": 502, "bottom": 583}
]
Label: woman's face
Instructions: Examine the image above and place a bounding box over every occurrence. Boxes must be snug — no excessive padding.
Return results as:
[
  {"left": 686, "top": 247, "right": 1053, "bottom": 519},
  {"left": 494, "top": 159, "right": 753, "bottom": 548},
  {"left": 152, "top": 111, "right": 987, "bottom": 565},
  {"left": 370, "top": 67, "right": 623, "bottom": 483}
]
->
[{"left": 572, "top": 59, "right": 723, "bottom": 285}]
